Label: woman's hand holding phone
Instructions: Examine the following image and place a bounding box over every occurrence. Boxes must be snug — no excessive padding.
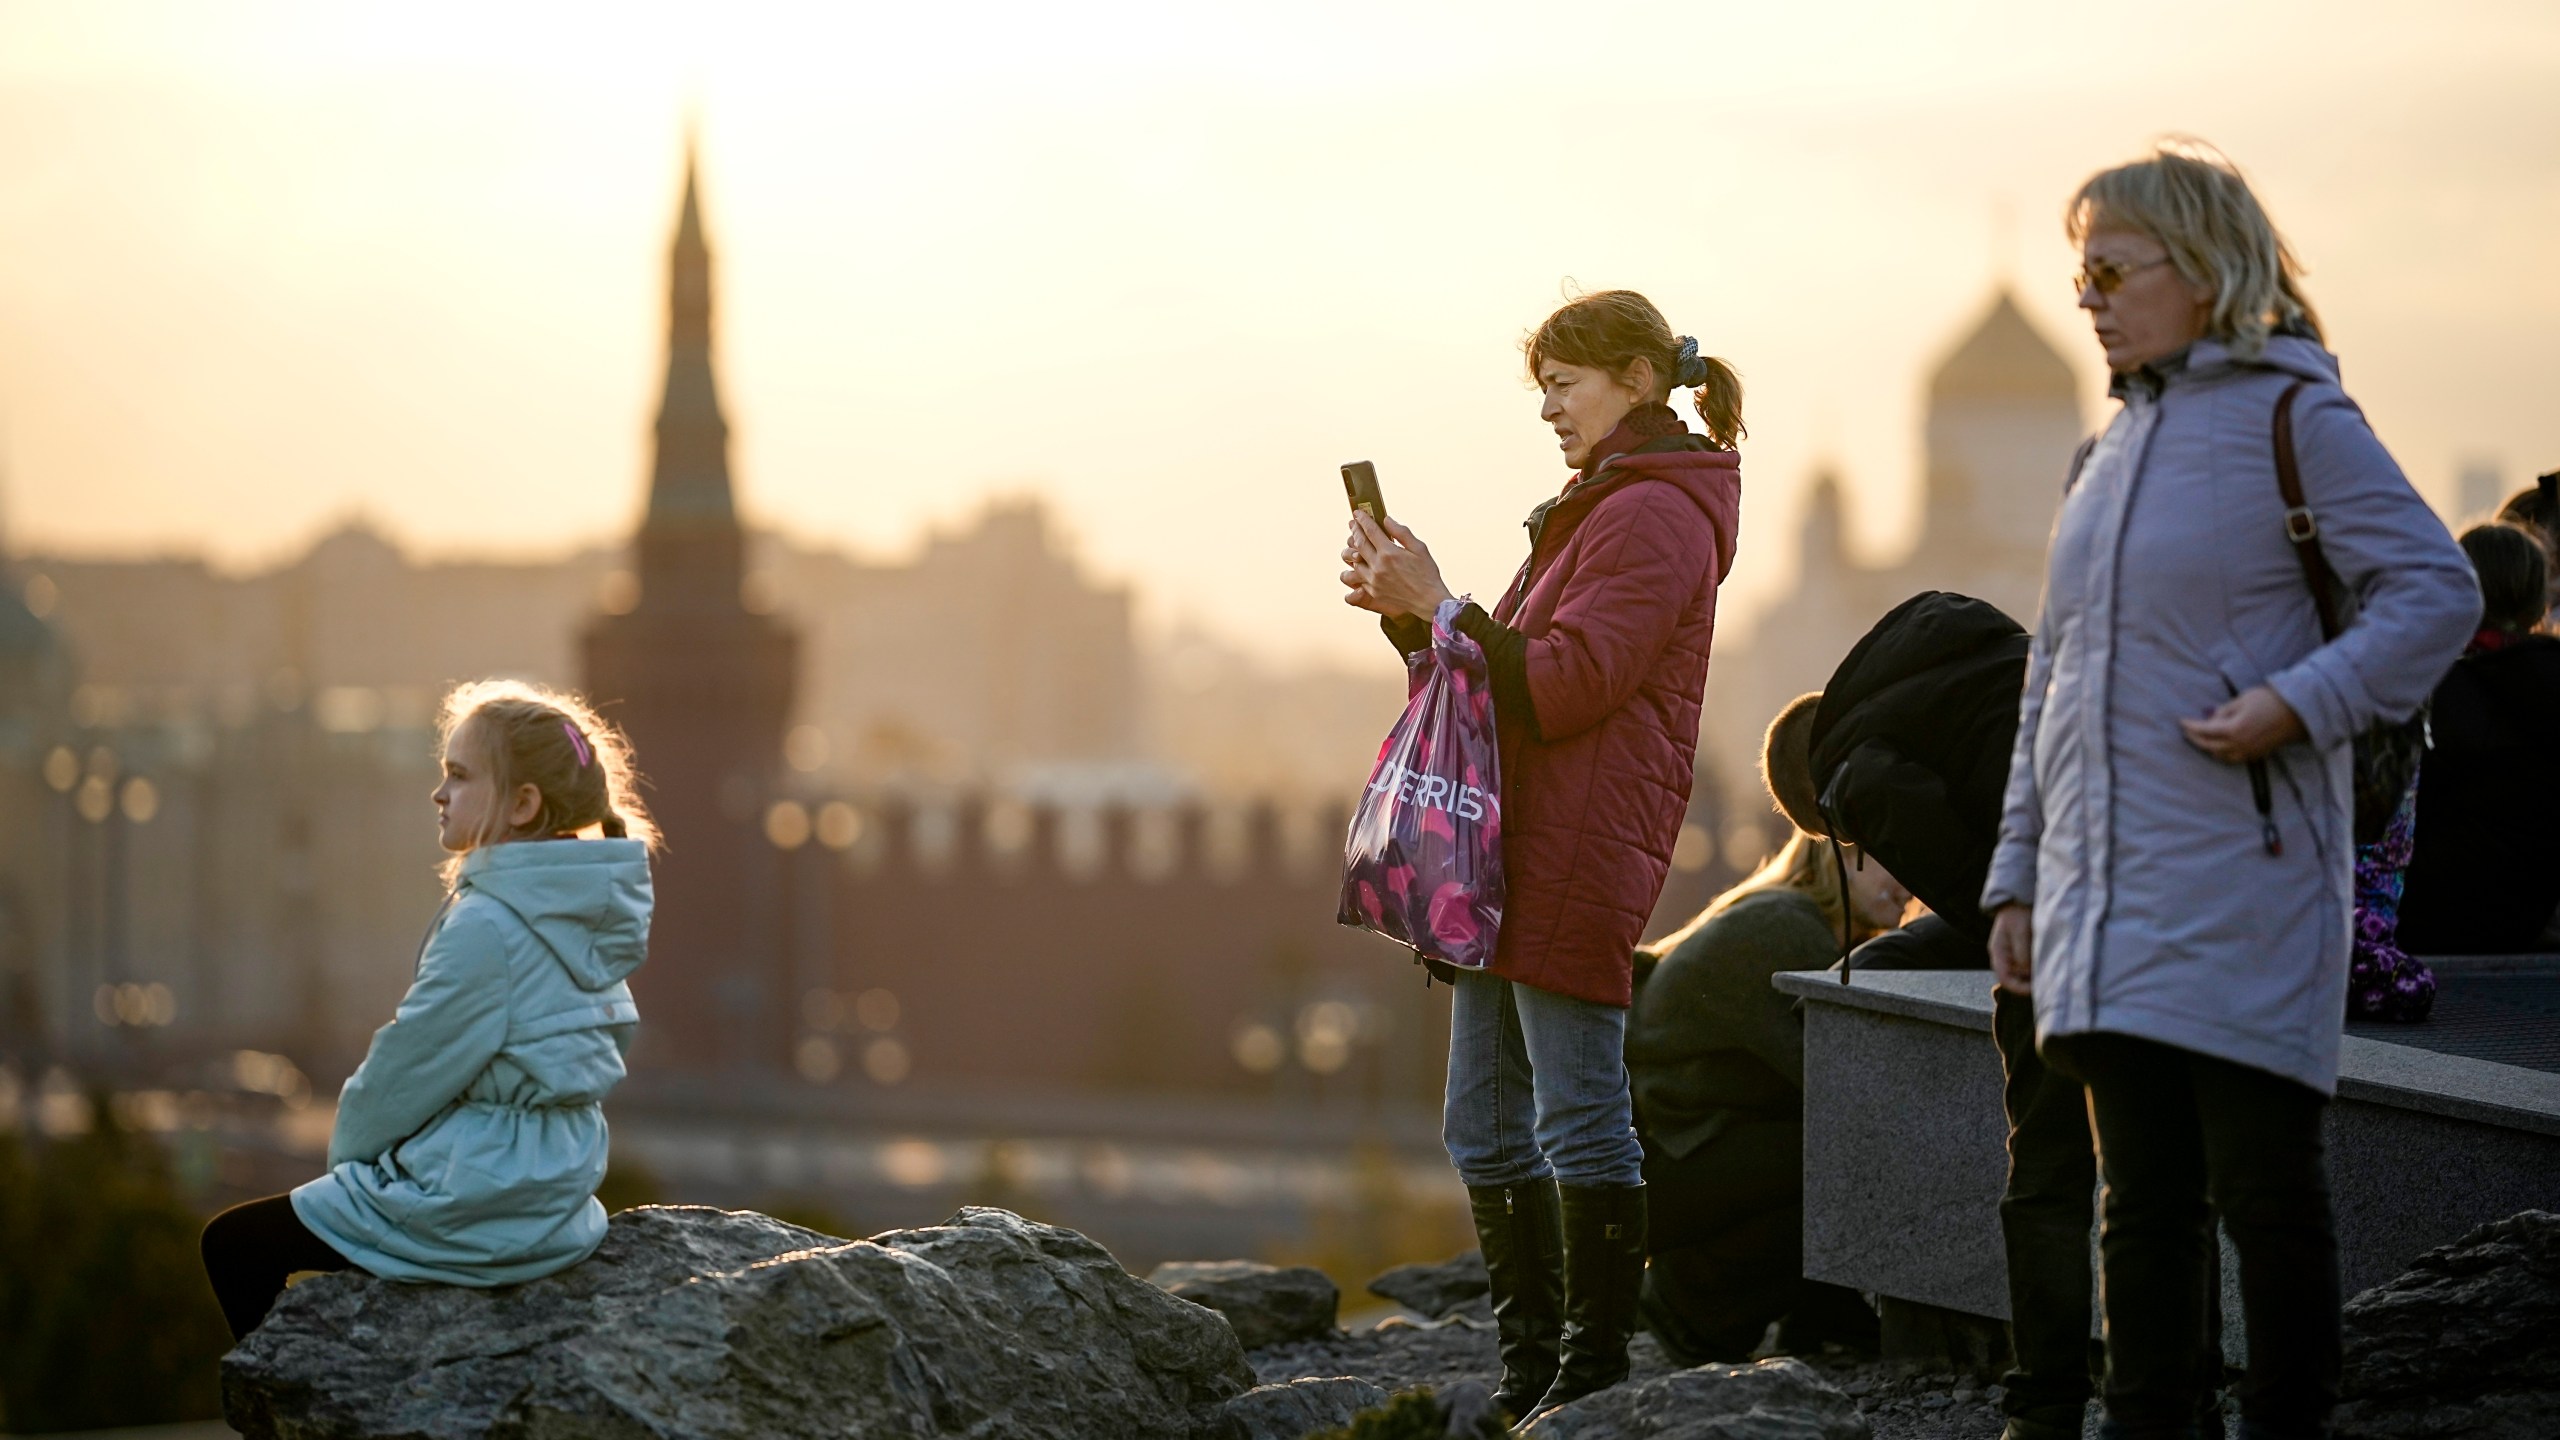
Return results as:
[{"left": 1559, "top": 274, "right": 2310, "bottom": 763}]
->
[{"left": 1343, "top": 511, "right": 1455, "bottom": 622}]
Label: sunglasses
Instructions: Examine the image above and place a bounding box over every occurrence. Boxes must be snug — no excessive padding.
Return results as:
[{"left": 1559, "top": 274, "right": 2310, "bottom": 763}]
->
[{"left": 2075, "top": 255, "right": 2173, "bottom": 296}]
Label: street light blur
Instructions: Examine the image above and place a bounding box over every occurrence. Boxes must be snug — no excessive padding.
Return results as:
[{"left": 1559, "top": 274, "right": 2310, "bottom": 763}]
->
[
  {"left": 93, "top": 981, "right": 176, "bottom": 1027},
  {"left": 815, "top": 801, "right": 862, "bottom": 851},
  {"left": 1295, "top": 1000, "right": 1358, "bottom": 1075},
  {"left": 765, "top": 799, "right": 812, "bottom": 850}
]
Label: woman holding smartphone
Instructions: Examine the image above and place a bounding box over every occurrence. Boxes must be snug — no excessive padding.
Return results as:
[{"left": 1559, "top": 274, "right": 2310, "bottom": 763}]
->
[{"left": 1341, "top": 289, "right": 1743, "bottom": 1422}]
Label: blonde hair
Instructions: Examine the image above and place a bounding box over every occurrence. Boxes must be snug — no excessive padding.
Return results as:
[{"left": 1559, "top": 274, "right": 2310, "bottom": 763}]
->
[
  {"left": 1638, "top": 828, "right": 1848, "bottom": 964},
  {"left": 2065, "top": 138, "right": 2322, "bottom": 360},
  {"left": 1525, "top": 288, "right": 1745, "bottom": 451},
  {"left": 439, "top": 679, "right": 658, "bottom": 885}
]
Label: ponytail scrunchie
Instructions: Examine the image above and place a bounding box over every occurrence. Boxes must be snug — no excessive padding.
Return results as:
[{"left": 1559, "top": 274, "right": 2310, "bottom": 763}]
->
[{"left": 1674, "top": 335, "right": 1711, "bottom": 389}]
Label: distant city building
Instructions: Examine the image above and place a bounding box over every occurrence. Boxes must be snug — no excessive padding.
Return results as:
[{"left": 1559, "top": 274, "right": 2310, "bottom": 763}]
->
[
  {"left": 767, "top": 501, "right": 1150, "bottom": 787},
  {"left": 1700, "top": 291, "right": 2088, "bottom": 817},
  {"left": 27, "top": 504, "right": 1178, "bottom": 794}
]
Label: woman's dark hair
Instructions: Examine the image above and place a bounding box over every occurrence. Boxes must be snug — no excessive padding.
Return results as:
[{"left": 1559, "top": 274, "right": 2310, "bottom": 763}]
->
[
  {"left": 1525, "top": 289, "right": 1744, "bottom": 451},
  {"left": 2495, "top": 472, "right": 2558, "bottom": 539},
  {"left": 2461, "top": 523, "right": 2549, "bottom": 634}
]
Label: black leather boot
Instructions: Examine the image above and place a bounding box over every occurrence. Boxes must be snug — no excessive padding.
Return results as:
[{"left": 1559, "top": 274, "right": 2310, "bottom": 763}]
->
[
  {"left": 1532, "top": 1183, "right": 1648, "bottom": 1419},
  {"left": 1467, "top": 1178, "right": 1563, "bottom": 1423}
]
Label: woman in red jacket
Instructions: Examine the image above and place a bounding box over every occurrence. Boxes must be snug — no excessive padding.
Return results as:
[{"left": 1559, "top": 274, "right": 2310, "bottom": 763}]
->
[{"left": 1343, "top": 290, "right": 1743, "bottom": 1420}]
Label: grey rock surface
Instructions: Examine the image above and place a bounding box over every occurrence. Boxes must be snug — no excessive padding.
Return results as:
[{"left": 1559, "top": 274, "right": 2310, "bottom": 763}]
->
[
  {"left": 2336, "top": 1208, "right": 2560, "bottom": 1440},
  {"left": 1218, "top": 1377, "right": 1391, "bottom": 1440},
  {"left": 1254, "top": 1318, "right": 1681, "bottom": 1399},
  {"left": 1153, "top": 1259, "right": 1342, "bottom": 1350},
  {"left": 1258, "top": 1312, "right": 2009, "bottom": 1438},
  {"left": 1366, "top": 1250, "right": 1491, "bottom": 1319},
  {"left": 222, "top": 1205, "right": 1253, "bottom": 1440},
  {"left": 1519, "top": 1358, "right": 1870, "bottom": 1440}
]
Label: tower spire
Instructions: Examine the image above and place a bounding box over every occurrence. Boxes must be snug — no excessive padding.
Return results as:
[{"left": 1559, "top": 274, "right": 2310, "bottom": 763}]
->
[{"left": 637, "top": 138, "right": 739, "bottom": 608}]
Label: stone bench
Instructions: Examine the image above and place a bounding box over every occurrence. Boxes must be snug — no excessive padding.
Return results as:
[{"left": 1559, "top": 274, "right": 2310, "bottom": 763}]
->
[{"left": 1776, "top": 959, "right": 2560, "bottom": 1352}]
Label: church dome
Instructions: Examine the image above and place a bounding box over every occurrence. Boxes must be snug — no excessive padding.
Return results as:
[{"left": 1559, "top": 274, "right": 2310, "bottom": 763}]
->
[{"left": 1927, "top": 290, "right": 2079, "bottom": 406}]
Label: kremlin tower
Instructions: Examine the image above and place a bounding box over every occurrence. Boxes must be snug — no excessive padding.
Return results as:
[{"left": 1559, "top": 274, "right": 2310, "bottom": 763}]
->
[{"left": 584, "top": 146, "right": 798, "bottom": 1076}]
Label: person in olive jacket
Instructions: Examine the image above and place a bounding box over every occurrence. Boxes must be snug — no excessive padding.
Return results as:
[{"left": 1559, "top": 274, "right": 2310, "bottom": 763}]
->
[
  {"left": 1343, "top": 289, "right": 1742, "bottom": 1421},
  {"left": 1627, "top": 826, "right": 1909, "bottom": 1365}
]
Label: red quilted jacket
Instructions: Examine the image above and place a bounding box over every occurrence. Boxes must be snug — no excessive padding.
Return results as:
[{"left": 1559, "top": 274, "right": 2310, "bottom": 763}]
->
[{"left": 1489, "top": 437, "right": 1742, "bottom": 1005}]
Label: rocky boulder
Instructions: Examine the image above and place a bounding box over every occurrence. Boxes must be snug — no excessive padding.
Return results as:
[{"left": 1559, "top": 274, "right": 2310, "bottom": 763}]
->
[
  {"left": 1218, "top": 1377, "right": 1391, "bottom": 1439},
  {"left": 2337, "top": 1208, "right": 2560, "bottom": 1440},
  {"left": 1152, "top": 1260, "right": 1341, "bottom": 1350},
  {"left": 1521, "top": 1358, "right": 1870, "bottom": 1440},
  {"left": 223, "top": 1205, "right": 1255, "bottom": 1440},
  {"left": 1366, "top": 1251, "right": 1490, "bottom": 1320}
]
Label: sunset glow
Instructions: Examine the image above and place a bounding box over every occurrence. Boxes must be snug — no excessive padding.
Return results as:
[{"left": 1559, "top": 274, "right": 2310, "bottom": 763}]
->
[{"left": 3, "top": 0, "right": 2555, "bottom": 665}]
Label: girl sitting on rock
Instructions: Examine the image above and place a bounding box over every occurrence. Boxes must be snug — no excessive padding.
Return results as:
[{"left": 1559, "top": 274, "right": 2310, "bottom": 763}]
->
[{"left": 200, "top": 680, "right": 657, "bottom": 1340}]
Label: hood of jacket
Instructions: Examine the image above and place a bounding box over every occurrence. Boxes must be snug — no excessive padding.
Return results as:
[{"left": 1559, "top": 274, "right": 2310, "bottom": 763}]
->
[
  {"left": 1609, "top": 442, "right": 1743, "bottom": 580},
  {"left": 2119, "top": 330, "right": 2341, "bottom": 401},
  {"left": 456, "top": 837, "right": 653, "bottom": 991},
  {"left": 1805, "top": 592, "right": 2031, "bottom": 926},
  {"left": 1528, "top": 434, "right": 1741, "bottom": 576},
  {"left": 1810, "top": 591, "right": 2029, "bottom": 764}
]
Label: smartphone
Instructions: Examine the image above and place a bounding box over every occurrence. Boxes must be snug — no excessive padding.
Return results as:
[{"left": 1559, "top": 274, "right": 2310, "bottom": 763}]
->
[{"left": 1341, "top": 461, "right": 1387, "bottom": 527}]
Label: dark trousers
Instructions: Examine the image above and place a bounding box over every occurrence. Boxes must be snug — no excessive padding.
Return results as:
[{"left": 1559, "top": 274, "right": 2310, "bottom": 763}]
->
[
  {"left": 1638, "top": 1117, "right": 1874, "bottom": 1363},
  {"left": 1995, "top": 989, "right": 2102, "bottom": 1436},
  {"left": 2046, "top": 1033, "right": 2339, "bottom": 1440},
  {"left": 201, "top": 1192, "right": 353, "bottom": 1341}
]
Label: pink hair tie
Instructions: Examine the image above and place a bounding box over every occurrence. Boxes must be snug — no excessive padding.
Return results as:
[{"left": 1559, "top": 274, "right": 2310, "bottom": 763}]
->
[{"left": 562, "top": 721, "right": 592, "bottom": 767}]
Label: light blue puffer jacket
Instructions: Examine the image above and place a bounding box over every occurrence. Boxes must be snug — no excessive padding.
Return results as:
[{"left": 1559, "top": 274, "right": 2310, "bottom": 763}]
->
[
  {"left": 293, "top": 838, "right": 651, "bottom": 1284},
  {"left": 1983, "top": 336, "right": 2476, "bottom": 1094}
]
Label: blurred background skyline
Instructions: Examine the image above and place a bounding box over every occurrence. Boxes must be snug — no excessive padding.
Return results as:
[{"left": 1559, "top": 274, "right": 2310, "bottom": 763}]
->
[{"left": 5, "top": 0, "right": 2555, "bottom": 675}]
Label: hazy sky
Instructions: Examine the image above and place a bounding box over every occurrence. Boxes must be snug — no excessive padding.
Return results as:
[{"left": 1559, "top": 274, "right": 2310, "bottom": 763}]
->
[{"left": 3, "top": 0, "right": 2556, "bottom": 669}]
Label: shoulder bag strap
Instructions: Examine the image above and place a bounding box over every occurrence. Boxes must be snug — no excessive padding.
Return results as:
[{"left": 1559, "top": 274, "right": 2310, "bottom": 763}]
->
[{"left": 2272, "top": 380, "right": 2343, "bottom": 643}]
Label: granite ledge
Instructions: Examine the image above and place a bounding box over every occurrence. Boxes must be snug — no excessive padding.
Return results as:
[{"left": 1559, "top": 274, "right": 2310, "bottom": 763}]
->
[
  {"left": 1775, "top": 968, "right": 2560, "bottom": 1138},
  {"left": 1774, "top": 969, "right": 1995, "bottom": 1033}
]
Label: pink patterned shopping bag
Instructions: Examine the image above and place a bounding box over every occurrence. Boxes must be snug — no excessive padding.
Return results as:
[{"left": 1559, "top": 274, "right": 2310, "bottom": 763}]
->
[{"left": 1338, "top": 599, "right": 1505, "bottom": 968}]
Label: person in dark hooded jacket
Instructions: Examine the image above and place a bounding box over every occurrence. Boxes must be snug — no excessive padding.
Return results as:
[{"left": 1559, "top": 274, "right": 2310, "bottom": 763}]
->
[
  {"left": 2395, "top": 523, "right": 2560, "bottom": 954},
  {"left": 1764, "top": 591, "right": 2116, "bottom": 1440},
  {"left": 1344, "top": 289, "right": 1743, "bottom": 1423}
]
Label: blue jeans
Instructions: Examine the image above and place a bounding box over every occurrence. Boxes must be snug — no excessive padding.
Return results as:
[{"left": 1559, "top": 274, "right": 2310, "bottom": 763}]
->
[{"left": 1443, "top": 968, "right": 1643, "bottom": 1188}]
